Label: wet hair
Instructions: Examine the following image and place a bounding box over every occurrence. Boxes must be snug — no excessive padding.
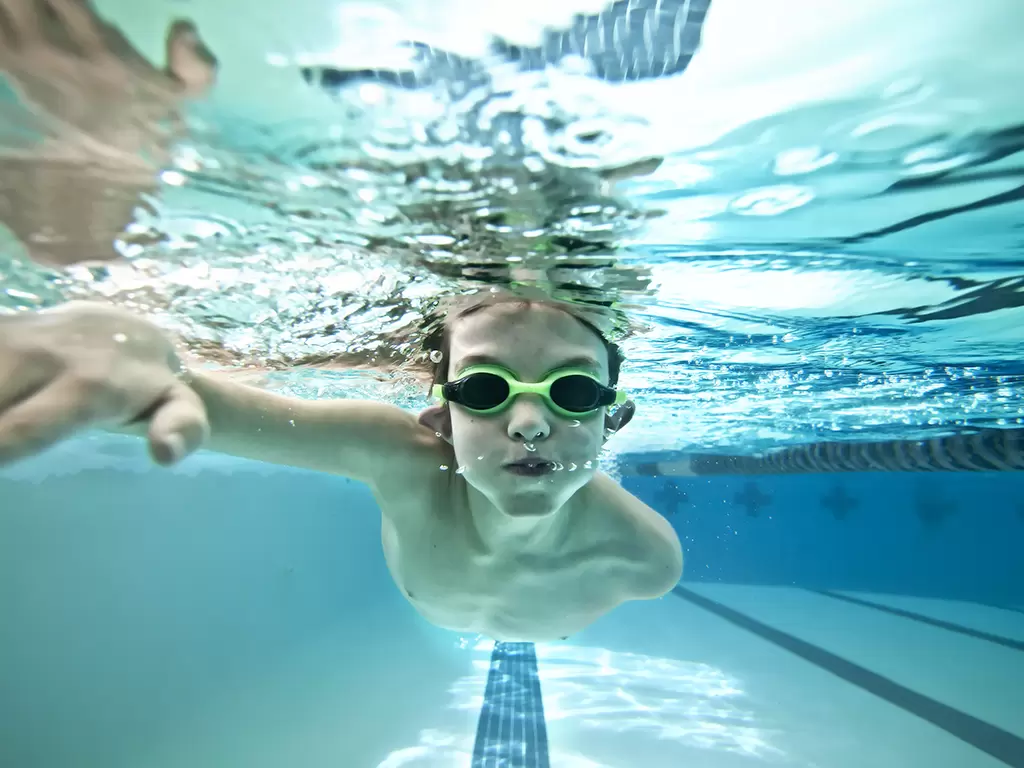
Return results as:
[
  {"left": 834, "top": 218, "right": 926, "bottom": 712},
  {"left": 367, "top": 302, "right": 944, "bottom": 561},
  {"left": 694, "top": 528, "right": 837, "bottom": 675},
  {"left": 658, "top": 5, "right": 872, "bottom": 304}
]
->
[{"left": 422, "top": 293, "right": 624, "bottom": 390}]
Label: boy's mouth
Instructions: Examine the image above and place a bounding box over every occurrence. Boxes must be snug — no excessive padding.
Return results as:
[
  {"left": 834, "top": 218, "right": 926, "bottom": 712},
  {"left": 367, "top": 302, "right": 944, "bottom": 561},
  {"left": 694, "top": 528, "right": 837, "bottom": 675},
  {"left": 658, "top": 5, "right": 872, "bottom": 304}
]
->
[{"left": 504, "top": 459, "right": 555, "bottom": 477}]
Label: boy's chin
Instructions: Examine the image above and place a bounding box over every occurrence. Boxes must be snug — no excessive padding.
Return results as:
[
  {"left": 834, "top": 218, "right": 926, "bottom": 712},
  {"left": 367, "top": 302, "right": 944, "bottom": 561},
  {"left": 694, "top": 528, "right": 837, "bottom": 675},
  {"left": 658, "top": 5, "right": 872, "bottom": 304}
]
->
[{"left": 482, "top": 467, "right": 592, "bottom": 499}]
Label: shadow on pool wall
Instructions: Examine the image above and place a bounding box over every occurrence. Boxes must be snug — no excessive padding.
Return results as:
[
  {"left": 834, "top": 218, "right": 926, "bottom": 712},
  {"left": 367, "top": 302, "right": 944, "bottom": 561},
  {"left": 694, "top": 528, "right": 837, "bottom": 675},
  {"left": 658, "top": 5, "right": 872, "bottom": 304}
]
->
[{"left": 623, "top": 468, "right": 1024, "bottom": 607}]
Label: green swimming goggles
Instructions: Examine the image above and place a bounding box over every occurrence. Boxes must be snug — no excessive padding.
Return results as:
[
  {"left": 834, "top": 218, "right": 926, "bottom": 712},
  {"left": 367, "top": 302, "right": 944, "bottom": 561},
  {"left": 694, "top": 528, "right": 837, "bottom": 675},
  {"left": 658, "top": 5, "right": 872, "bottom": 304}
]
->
[{"left": 432, "top": 365, "right": 627, "bottom": 418}]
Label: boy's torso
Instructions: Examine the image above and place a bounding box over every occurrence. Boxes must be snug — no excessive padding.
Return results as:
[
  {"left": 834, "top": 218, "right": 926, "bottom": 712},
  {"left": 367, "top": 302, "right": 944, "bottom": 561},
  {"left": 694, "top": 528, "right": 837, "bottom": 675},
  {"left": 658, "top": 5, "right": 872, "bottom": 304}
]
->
[{"left": 373, "top": 468, "right": 647, "bottom": 642}]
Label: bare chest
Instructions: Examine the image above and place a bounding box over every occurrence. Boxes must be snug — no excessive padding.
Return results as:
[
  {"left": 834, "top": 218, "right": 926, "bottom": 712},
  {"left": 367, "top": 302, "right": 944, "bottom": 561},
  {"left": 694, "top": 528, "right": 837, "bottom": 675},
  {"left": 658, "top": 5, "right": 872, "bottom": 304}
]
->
[{"left": 378, "top": 493, "right": 631, "bottom": 641}]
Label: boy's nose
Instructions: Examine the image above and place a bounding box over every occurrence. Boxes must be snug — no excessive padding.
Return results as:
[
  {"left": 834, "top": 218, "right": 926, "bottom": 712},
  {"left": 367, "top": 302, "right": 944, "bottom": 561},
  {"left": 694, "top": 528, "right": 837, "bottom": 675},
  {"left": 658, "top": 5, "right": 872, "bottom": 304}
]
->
[{"left": 506, "top": 395, "right": 551, "bottom": 442}]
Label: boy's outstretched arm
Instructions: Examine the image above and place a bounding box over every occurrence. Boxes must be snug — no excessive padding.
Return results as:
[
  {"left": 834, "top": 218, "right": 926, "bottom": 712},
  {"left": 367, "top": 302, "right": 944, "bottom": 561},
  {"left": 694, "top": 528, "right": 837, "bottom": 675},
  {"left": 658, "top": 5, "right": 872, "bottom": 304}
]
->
[
  {"left": 0, "top": 302, "right": 440, "bottom": 486},
  {"left": 182, "top": 370, "right": 440, "bottom": 482}
]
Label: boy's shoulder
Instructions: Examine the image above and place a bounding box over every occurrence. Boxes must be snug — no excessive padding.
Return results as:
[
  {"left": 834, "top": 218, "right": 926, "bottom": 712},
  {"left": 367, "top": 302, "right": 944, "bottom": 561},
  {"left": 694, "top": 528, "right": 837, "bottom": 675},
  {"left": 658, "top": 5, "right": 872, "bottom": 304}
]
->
[
  {"left": 365, "top": 427, "right": 456, "bottom": 505},
  {"left": 578, "top": 472, "right": 683, "bottom": 594}
]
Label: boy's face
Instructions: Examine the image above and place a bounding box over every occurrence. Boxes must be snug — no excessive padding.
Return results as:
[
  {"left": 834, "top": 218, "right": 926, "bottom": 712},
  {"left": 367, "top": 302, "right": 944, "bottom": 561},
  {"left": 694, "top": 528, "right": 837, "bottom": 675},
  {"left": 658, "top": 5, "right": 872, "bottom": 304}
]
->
[{"left": 421, "top": 304, "right": 627, "bottom": 514}]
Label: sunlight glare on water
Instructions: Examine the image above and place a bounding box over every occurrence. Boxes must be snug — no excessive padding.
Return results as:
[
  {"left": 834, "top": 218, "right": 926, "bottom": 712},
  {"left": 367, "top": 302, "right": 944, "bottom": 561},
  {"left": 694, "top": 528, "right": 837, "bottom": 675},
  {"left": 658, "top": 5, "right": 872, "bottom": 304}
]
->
[{"left": 1, "top": 0, "right": 1023, "bottom": 456}]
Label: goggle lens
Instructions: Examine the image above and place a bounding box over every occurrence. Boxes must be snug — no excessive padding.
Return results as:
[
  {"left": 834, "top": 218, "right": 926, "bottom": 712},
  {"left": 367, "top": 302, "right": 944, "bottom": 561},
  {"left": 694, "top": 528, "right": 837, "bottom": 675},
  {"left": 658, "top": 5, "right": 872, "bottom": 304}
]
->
[
  {"left": 549, "top": 374, "right": 603, "bottom": 412},
  {"left": 459, "top": 372, "right": 510, "bottom": 410},
  {"left": 454, "top": 371, "right": 604, "bottom": 413}
]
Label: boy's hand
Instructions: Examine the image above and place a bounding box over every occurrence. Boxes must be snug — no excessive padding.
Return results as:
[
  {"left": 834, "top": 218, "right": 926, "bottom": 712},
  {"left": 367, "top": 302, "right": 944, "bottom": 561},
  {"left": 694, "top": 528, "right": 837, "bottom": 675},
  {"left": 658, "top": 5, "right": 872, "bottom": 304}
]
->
[{"left": 0, "top": 302, "right": 208, "bottom": 466}]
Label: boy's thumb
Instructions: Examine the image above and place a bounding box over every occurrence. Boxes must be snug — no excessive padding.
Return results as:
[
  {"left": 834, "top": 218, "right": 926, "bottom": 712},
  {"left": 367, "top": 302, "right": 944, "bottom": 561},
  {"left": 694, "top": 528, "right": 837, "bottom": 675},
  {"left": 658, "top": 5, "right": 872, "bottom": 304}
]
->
[{"left": 146, "top": 382, "right": 210, "bottom": 465}]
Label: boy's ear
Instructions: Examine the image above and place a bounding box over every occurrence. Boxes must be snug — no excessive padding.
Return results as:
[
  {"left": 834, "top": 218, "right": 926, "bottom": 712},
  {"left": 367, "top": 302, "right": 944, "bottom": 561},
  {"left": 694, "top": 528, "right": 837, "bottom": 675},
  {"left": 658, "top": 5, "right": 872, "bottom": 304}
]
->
[
  {"left": 418, "top": 405, "right": 453, "bottom": 444},
  {"left": 603, "top": 399, "right": 635, "bottom": 440}
]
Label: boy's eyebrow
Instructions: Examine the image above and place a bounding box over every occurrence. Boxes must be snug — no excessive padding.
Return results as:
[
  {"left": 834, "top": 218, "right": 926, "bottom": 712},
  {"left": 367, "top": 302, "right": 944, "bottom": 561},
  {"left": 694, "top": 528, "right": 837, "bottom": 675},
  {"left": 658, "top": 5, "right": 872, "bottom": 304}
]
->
[
  {"left": 546, "top": 356, "right": 603, "bottom": 374},
  {"left": 453, "top": 354, "right": 603, "bottom": 375}
]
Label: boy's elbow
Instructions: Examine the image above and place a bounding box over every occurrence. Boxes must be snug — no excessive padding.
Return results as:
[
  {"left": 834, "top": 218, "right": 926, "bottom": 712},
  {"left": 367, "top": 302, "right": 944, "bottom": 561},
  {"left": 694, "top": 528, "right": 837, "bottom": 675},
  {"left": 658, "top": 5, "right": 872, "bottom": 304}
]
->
[
  {"left": 631, "top": 540, "right": 683, "bottom": 600},
  {"left": 657, "top": 545, "right": 684, "bottom": 596}
]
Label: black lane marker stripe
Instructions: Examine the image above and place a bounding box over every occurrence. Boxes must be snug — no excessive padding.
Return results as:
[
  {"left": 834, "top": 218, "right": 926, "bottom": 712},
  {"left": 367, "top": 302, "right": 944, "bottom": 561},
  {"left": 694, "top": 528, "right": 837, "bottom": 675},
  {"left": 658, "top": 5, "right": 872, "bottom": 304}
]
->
[
  {"left": 672, "top": 586, "right": 1024, "bottom": 767},
  {"left": 814, "top": 590, "right": 1024, "bottom": 653},
  {"left": 471, "top": 642, "right": 551, "bottom": 768},
  {"left": 988, "top": 603, "right": 1024, "bottom": 618}
]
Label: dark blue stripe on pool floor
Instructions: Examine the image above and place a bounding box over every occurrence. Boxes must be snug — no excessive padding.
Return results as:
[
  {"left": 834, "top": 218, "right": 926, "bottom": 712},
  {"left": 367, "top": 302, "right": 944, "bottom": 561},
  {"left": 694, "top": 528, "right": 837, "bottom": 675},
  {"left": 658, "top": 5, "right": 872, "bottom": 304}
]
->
[
  {"left": 813, "top": 590, "right": 1024, "bottom": 653},
  {"left": 471, "top": 642, "right": 551, "bottom": 768},
  {"left": 672, "top": 586, "right": 1024, "bottom": 767},
  {"left": 983, "top": 602, "right": 1024, "bottom": 618}
]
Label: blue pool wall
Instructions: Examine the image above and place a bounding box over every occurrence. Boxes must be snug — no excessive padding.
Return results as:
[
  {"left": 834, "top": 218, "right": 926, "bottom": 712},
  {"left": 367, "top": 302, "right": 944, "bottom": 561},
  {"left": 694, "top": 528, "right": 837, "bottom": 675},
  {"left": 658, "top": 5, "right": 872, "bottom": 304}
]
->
[{"left": 624, "top": 469, "right": 1024, "bottom": 606}]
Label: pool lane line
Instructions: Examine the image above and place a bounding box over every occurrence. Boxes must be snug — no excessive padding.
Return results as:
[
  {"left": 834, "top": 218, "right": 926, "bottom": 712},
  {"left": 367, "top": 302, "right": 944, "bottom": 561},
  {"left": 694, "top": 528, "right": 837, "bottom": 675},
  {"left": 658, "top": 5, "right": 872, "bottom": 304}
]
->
[
  {"left": 471, "top": 641, "right": 551, "bottom": 768},
  {"left": 811, "top": 590, "right": 1024, "bottom": 653},
  {"left": 672, "top": 586, "right": 1024, "bottom": 767},
  {"left": 984, "top": 602, "right": 1024, "bottom": 618}
]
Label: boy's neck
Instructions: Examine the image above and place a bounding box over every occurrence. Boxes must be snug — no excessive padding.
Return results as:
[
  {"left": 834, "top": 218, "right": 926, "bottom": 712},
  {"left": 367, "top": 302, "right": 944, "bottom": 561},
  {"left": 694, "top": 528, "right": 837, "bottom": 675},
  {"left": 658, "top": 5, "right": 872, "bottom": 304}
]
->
[{"left": 464, "top": 481, "right": 580, "bottom": 553}]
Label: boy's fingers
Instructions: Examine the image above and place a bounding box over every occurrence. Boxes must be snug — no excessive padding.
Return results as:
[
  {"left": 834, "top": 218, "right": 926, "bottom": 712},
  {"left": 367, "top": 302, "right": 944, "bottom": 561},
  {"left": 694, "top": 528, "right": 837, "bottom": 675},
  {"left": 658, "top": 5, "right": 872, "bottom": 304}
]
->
[
  {"left": 44, "top": 0, "right": 107, "bottom": 57},
  {"left": 0, "top": 376, "right": 105, "bottom": 464},
  {"left": 0, "top": 0, "right": 42, "bottom": 48},
  {"left": 146, "top": 382, "right": 208, "bottom": 465},
  {"left": 0, "top": 366, "right": 47, "bottom": 415}
]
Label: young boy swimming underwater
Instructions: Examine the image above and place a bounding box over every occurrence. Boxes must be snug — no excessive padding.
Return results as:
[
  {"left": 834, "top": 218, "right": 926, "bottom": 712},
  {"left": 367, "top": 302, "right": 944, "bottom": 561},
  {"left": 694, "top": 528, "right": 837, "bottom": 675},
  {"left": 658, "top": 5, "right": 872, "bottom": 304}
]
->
[{"left": 0, "top": 292, "right": 682, "bottom": 641}]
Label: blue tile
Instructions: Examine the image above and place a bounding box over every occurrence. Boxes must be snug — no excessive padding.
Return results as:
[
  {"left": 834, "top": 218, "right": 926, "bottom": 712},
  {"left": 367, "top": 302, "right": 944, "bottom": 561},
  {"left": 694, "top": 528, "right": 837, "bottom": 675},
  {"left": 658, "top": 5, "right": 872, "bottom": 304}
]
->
[{"left": 472, "top": 642, "right": 550, "bottom": 768}]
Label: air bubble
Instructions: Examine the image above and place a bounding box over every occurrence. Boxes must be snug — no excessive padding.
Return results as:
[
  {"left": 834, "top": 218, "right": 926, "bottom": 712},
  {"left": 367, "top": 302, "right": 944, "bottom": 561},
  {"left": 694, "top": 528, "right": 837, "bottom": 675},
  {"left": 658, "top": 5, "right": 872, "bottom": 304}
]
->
[
  {"left": 439, "top": 464, "right": 449, "bottom": 471},
  {"left": 289, "top": 419, "right": 295, "bottom": 426},
  {"left": 568, "top": 463, "right": 577, "bottom": 472},
  {"left": 584, "top": 460, "right": 593, "bottom": 469},
  {"left": 569, "top": 420, "right": 581, "bottom": 427},
  {"left": 112, "top": 333, "right": 128, "bottom": 343},
  {"left": 429, "top": 350, "right": 443, "bottom": 363},
  {"left": 524, "top": 443, "right": 536, "bottom": 452},
  {"left": 455, "top": 466, "right": 467, "bottom": 475},
  {"left": 435, "top": 432, "right": 443, "bottom": 438}
]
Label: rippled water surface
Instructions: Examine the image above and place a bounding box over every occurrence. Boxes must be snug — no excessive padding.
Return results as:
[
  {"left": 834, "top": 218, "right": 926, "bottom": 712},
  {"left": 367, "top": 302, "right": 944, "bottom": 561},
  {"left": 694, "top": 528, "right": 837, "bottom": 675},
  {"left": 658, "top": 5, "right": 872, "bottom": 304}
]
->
[{"left": 2, "top": 0, "right": 1023, "bottom": 456}]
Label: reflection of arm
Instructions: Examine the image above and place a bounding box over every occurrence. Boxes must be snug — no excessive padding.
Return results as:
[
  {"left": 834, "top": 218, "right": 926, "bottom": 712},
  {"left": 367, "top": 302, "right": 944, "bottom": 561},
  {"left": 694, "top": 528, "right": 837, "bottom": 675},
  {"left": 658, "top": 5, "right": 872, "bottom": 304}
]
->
[
  {"left": 0, "top": 154, "right": 152, "bottom": 266},
  {"left": 0, "top": 6, "right": 216, "bottom": 267},
  {"left": 630, "top": 428, "right": 1024, "bottom": 477}
]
